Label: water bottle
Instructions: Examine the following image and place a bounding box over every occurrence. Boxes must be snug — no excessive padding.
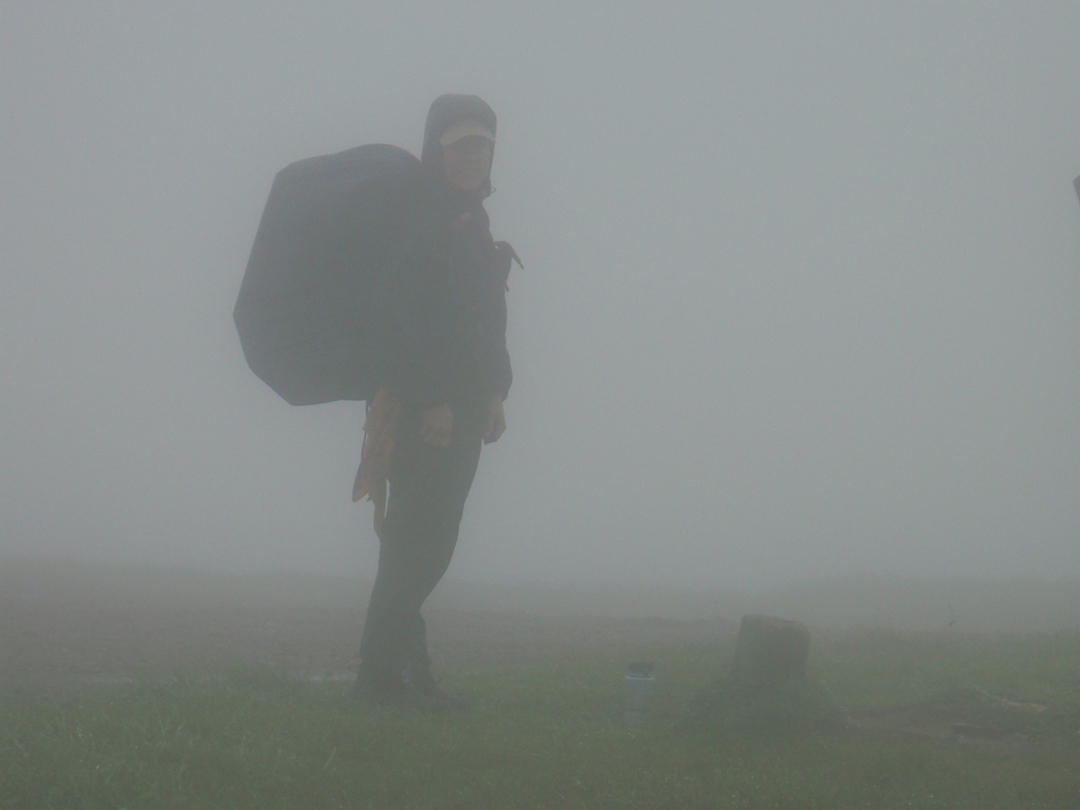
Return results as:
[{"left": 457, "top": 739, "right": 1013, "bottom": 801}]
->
[{"left": 623, "top": 661, "right": 655, "bottom": 725}]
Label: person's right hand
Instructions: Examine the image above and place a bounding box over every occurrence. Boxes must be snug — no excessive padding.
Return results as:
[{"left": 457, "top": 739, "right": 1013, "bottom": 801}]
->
[
  {"left": 483, "top": 394, "right": 506, "bottom": 444},
  {"left": 420, "top": 403, "right": 453, "bottom": 447}
]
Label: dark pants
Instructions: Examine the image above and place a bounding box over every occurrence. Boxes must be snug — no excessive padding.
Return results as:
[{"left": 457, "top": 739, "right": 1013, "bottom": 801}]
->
[{"left": 358, "top": 414, "right": 482, "bottom": 685}]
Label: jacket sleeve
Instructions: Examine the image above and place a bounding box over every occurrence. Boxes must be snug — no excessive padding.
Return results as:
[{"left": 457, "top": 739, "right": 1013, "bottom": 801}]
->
[
  {"left": 485, "top": 243, "right": 513, "bottom": 400},
  {"left": 491, "top": 342, "right": 512, "bottom": 401}
]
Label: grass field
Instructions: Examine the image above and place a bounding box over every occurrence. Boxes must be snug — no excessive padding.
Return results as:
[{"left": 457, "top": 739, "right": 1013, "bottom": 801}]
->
[{"left": 3, "top": 632, "right": 1079, "bottom": 809}]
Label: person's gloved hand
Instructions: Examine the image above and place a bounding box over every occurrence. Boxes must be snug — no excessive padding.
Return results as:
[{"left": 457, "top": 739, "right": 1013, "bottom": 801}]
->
[
  {"left": 420, "top": 403, "right": 453, "bottom": 447},
  {"left": 484, "top": 394, "right": 506, "bottom": 444}
]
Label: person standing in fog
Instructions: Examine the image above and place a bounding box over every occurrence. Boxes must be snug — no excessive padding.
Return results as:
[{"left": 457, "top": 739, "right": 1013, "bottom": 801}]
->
[{"left": 351, "top": 94, "right": 517, "bottom": 710}]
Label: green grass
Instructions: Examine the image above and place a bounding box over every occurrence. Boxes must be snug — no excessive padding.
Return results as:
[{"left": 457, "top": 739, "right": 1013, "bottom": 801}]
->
[{"left": 2, "top": 634, "right": 1079, "bottom": 809}]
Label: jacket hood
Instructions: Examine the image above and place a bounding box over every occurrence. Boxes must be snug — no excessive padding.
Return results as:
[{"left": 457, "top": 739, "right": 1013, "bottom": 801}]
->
[{"left": 420, "top": 94, "right": 497, "bottom": 198}]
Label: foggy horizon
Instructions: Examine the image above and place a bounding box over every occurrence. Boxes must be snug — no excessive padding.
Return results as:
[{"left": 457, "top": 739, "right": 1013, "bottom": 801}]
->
[{"left": 4, "top": 3, "right": 1079, "bottom": 592}]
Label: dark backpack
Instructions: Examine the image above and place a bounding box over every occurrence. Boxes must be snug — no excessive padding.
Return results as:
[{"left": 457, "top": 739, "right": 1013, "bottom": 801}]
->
[{"left": 234, "top": 144, "right": 420, "bottom": 405}]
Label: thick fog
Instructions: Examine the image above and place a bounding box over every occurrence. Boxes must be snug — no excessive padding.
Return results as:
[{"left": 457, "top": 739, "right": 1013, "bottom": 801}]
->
[{"left": 3, "top": 3, "right": 1079, "bottom": 590}]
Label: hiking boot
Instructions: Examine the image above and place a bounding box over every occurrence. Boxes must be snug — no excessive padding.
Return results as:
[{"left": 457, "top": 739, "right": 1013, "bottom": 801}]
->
[
  {"left": 351, "top": 668, "right": 414, "bottom": 707},
  {"left": 408, "top": 668, "right": 470, "bottom": 712},
  {"left": 415, "top": 685, "right": 471, "bottom": 712}
]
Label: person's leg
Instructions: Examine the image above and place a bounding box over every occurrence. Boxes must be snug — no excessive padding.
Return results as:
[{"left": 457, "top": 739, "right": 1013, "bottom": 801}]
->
[
  {"left": 356, "top": 418, "right": 482, "bottom": 703},
  {"left": 355, "top": 538, "right": 418, "bottom": 700},
  {"left": 402, "top": 433, "right": 482, "bottom": 709}
]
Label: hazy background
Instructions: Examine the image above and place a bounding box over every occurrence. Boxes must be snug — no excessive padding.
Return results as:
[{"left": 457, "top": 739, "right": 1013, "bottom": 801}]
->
[{"left": 3, "top": 2, "right": 1079, "bottom": 592}]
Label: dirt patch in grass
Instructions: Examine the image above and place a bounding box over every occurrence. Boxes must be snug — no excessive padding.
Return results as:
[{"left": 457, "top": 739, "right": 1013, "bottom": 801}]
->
[
  {"left": 838, "top": 698, "right": 1080, "bottom": 776},
  {"left": 852, "top": 699, "right": 1017, "bottom": 741}
]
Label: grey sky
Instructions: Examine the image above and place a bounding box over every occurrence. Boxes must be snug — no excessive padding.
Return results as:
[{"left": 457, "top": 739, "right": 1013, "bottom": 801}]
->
[{"left": 3, "top": 2, "right": 1079, "bottom": 589}]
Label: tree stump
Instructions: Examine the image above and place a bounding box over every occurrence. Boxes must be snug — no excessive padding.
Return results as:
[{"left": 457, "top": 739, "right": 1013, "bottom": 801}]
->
[{"left": 731, "top": 614, "right": 810, "bottom": 687}]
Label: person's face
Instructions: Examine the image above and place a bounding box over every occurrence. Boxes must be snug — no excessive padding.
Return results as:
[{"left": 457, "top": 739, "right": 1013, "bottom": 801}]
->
[{"left": 441, "top": 135, "right": 494, "bottom": 192}]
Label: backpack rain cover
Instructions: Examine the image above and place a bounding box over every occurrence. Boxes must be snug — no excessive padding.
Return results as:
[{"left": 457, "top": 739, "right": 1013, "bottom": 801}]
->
[{"left": 234, "top": 144, "right": 419, "bottom": 405}]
